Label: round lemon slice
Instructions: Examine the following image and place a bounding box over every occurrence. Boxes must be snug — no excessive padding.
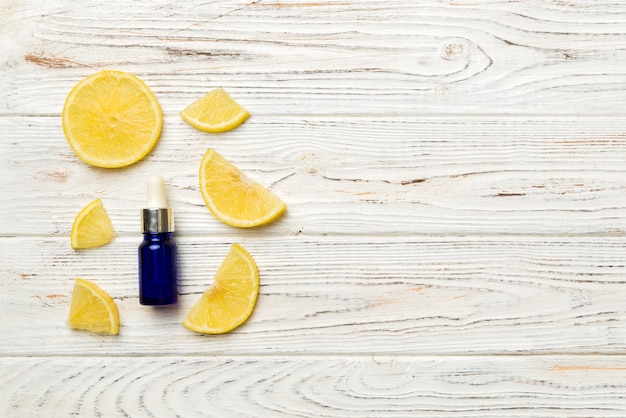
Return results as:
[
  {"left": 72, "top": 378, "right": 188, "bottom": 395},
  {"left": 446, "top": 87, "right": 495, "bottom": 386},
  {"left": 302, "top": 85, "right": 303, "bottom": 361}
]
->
[
  {"left": 198, "top": 149, "right": 287, "bottom": 228},
  {"left": 180, "top": 88, "right": 249, "bottom": 133},
  {"left": 67, "top": 278, "right": 120, "bottom": 335},
  {"left": 62, "top": 70, "right": 163, "bottom": 168},
  {"left": 183, "top": 244, "right": 259, "bottom": 334}
]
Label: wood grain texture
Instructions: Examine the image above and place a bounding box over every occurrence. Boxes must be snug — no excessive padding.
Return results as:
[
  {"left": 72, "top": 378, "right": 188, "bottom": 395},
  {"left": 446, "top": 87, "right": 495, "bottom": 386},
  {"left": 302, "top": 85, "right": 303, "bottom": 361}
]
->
[
  {"left": 2, "top": 236, "right": 626, "bottom": 356},
  {"left": 2, "top": 115, "right": 625, "bottom": 236},
  {"left": 4, "top": 355, "right": 626, "bottom": 417},
  {"left": 3, "top": 0, "right": 626, "bottom": 416},
  {"left": 2, "top": 0, "right": 626, "bottom": 115}
]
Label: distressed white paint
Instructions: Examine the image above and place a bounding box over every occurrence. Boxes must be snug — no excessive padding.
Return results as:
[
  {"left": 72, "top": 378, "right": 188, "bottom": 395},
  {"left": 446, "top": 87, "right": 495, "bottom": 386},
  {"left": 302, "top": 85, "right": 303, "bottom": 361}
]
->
[
  {"left": 2, "top": 0, "right": 626, "bottom": 416},
  {"left": 4, "top": 356, "right": 626, "bottom": 417}
]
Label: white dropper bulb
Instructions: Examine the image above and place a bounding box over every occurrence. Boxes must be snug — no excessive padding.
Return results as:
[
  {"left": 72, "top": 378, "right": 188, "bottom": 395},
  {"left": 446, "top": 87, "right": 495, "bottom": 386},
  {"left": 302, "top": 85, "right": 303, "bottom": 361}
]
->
[{"left": 146, "top": 175, "right": 169, "bottom": 209}]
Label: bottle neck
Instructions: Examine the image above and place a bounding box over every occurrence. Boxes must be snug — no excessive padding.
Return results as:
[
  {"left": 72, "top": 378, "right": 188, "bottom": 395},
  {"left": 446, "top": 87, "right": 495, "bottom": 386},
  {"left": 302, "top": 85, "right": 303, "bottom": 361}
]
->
[{"left": 142, "top": 232, "right": 173, "bottom": 240}]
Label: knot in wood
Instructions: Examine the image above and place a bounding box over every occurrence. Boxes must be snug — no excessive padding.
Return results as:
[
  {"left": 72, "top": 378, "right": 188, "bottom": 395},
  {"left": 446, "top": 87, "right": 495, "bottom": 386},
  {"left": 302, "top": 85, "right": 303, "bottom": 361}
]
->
[{"left": 441, "top": 39, "right": 472, "bottom": 61}]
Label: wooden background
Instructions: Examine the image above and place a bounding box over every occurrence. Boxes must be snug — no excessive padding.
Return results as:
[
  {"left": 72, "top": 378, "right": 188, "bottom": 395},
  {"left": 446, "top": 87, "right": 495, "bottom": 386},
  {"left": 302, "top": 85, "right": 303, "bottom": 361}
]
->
[{"left": 2, "top": 0, "right": 626, "bottom": 416}]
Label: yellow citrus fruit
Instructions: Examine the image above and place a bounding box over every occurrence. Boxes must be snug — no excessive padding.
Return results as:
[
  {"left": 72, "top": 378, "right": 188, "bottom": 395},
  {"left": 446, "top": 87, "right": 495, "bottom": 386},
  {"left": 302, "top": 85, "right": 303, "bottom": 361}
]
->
[
  {"left": 67, "top": 278, "right": 120, "bottom": 335},
  {"left": 199, "top": 149, "right": 287, "bottom": 228},
  {"left": 180, "top": 88, "right": 249, "bottom": 133},
  {"left": 62, "top": 70, "right": 163, "bottom": 168},
  {"left": 70, "top": 199, "right": 115, "bottom": 250},
  {"left": 182, "top": 244, "right": 259, "bottom": 334}
]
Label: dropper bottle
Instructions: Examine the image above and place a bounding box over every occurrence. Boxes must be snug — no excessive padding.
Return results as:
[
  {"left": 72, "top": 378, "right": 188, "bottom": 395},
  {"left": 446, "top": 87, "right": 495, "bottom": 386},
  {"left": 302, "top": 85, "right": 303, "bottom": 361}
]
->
[{"left": 139, "top": 175, "right": 178, "bottom": 305}]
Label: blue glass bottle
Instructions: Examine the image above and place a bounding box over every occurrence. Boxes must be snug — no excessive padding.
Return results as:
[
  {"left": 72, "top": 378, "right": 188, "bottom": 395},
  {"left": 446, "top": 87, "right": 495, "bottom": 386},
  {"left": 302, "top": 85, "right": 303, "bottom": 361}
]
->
[
  {"left": 139, "top": 175, "right": 178, "bottom": 305},
  {"left": 139, "top": 232, "right": 177, "bottom": 305}
]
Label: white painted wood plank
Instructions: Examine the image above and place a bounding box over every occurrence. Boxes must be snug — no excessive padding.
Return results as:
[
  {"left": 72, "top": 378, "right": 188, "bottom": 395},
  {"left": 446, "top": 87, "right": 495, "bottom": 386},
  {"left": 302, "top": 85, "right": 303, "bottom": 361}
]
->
[
  {"left": 4, "top": 355, "right": 626, "bottom": 417},
  {"left": 2, "top": 116, "right": 626, "bottom": 236},
  {"left": 2, "top": 236, "right": 626, "bottom": 356},
  {"left": 3, "top": 0, "right": 626, "bottom": 414},
  {"left": 3, "top": 0, "right": 626, "bottom": 115}
]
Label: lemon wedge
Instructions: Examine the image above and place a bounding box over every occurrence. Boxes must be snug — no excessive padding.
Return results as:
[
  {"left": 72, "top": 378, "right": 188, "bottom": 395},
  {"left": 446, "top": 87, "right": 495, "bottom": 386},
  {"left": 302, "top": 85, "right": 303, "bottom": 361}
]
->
[
  {"left": 70, "top": 198, "right": 115, "bottom": 250},
  {"left": 180, "top": 88, "right": 249, "bottom": 133},
  {"left": 67, "top": 278, "right": 120, "bottom": 335},
  {"left": 198, "top": 149, "right": 287, "bottom": 228},
  {"left": 62, "top": 70, "right": 163, "bottom": 168},
  {"left": 183, "top": 244, "right": 259, "bottom": 334}
]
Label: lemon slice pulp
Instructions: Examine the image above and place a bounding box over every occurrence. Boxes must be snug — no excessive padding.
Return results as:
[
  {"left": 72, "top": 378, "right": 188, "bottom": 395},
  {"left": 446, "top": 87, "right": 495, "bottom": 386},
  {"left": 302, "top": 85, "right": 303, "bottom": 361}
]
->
[
  {"left": 199, "top": 149, "right": 287, "bottom": 228},
  {"left": 67, "top": 278, "right": 120, "bottom": 335},
  {"left": 183, "top": 244, "right": 259, "bottom": 334},
  {"left": 62, "top": 70, "right": 162, "bottom": 168},
  {"left": 70, "top": 198, "right": 115, "bottom": 250},
  {"left": 180, "top": 88, "right": 249, "bottom": 133}
]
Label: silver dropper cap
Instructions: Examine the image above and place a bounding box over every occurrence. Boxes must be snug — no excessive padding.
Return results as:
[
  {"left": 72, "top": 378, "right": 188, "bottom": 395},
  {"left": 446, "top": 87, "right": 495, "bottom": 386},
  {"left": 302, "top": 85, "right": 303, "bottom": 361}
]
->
[{"left": 141, "top": 175, "right": 173, "bottom": 233}]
